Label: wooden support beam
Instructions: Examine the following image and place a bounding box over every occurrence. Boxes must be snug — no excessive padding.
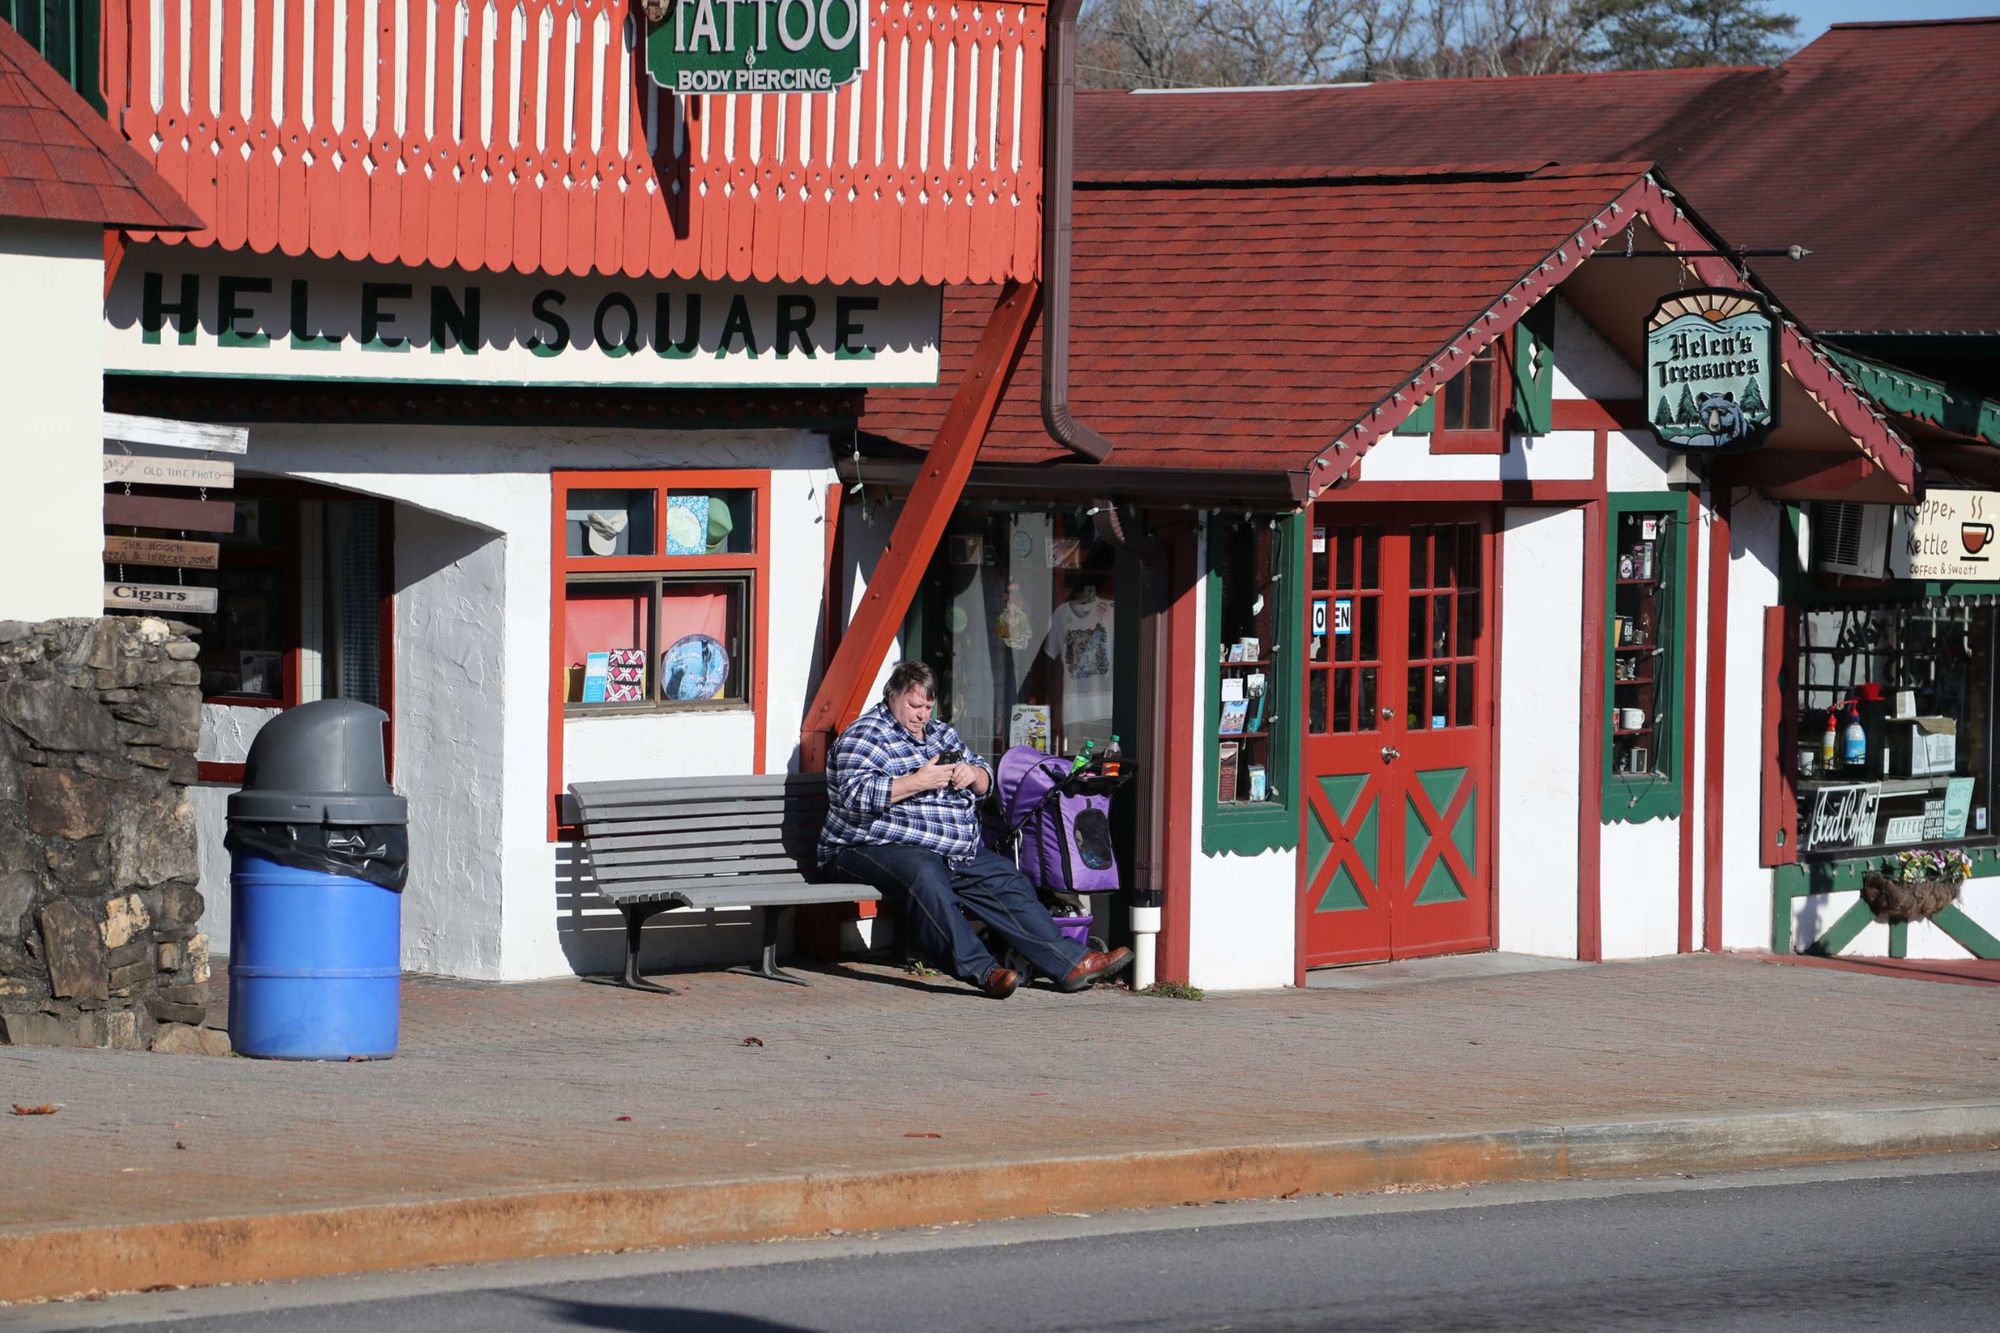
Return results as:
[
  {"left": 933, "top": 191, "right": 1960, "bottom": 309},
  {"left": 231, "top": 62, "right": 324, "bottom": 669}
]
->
[
  {"left": 799, "top": 281, "right": 1041, "bottom": 769},
  {"left": 1720, "top": 452, "right": 1895, "bottom": 501}
]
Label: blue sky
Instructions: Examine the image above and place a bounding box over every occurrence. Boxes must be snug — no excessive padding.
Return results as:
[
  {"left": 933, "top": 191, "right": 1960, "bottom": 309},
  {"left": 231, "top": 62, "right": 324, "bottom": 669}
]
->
[{"left": 1783, "top": 0, "right": 1996, "bottom": 44}]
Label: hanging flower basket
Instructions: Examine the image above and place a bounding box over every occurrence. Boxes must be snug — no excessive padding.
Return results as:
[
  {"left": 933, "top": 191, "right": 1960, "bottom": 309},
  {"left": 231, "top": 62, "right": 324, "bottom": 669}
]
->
[{"left": 1860, "top": 849, "right": 1972, "bottom": 924}]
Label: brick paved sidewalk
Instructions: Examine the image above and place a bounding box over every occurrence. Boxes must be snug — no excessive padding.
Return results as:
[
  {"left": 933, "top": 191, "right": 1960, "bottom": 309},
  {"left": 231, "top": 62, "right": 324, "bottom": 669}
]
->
[{"left": 3, "top": 954, "right": 1998, "bottom": 1238}]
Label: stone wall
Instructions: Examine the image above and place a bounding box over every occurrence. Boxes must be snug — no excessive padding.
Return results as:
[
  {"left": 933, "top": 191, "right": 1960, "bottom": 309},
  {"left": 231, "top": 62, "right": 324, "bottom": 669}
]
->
[{"left": 0, "top": 616, "right": 227, "bottom": 1054}]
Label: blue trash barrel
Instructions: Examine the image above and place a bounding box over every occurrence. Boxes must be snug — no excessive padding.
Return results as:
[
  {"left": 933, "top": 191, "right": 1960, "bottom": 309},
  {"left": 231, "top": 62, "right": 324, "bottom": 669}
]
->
[
  {"left": 225, "top": 700, "right": 409, "bottom": 1060},
  {"left": 229, "top": 856, "right": 401, "bottom": 1058}
]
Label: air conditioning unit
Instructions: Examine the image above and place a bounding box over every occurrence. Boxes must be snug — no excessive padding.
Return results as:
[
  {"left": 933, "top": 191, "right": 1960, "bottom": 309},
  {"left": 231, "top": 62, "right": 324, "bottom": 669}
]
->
[{"left": 1811, "top": 501, "right": 1893, "bottom": 579}]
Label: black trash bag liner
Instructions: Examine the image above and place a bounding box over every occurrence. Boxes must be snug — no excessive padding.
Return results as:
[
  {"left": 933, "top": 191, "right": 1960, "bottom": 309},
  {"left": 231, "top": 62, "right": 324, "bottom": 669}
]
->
[{"left": 225, "top": 822, "right": 409, "bottom": 891}]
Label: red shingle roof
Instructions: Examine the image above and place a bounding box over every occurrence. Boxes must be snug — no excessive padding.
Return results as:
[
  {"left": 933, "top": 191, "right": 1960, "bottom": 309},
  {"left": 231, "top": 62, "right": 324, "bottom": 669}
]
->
[
  {"left": 1073, "top": 18, "right": 2000, "bottom": 336},
  {"left": 864, "top": 163, "right": 1650, "bottom": 472},
  {"left": 0, "top": 20, "right": 197, "bottom": 229}
]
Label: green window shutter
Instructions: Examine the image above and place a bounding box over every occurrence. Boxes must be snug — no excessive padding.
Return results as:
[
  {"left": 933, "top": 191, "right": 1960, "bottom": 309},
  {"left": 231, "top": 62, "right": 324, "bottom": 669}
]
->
[
  {"left": 1512, "top": 300, "right": 1556, "bottom": 436},
  {"left": 1392, "top": 393, "right": 1435, "bottom": 435}
]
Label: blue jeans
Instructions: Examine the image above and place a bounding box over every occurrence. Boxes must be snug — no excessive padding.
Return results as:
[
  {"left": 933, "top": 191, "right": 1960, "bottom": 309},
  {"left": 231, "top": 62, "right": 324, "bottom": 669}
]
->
[{"left": 829, "top": 843, "right": 1088, "bottom": 986}]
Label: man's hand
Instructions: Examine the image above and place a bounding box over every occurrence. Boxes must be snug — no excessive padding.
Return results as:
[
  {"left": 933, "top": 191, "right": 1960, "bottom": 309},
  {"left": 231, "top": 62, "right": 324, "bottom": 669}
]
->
[
  {"left": 889, "top": 755, "right": 958, "bottom": 804},
  {"left": 947, "top": 763, "right": 980, "bottom": 791}
]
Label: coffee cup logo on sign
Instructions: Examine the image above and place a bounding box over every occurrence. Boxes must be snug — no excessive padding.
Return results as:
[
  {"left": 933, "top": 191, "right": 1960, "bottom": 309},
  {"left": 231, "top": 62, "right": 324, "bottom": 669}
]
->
[{"left": 1963, "top": 522, "right": 1994, "bottom": 559}]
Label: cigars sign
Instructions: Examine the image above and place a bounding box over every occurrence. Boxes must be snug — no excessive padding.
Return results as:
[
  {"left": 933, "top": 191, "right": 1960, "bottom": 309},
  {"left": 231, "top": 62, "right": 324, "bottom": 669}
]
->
[{"left": 105, "top": 248, "right": 940, "bottom": 387}]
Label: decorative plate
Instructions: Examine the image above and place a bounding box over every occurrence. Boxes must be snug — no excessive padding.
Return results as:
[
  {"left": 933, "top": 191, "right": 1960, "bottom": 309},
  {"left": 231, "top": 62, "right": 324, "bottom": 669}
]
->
[{"left": 660, "top": 633, "right": 730, "bottom": 700}]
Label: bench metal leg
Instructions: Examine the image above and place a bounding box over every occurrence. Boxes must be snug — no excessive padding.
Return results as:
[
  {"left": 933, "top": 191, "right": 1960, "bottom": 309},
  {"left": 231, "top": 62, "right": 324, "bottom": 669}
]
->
[
  {"left": 619, "top": 903, "right": 679, "bottom": 995},
  {"left": 728, "top": 906, "right": 811, "bottom": 986}
]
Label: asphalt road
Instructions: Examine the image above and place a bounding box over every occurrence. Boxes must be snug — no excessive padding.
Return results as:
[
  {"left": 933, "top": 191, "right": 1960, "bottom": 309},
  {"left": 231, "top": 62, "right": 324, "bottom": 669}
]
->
[{"left": 15, "top": 1156, "right": 2000, "bottom": 1332}]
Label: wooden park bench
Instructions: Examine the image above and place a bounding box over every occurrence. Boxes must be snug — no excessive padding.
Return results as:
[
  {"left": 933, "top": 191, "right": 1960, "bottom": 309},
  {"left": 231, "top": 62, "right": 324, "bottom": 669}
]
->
[{"left": 566, "top": 774, "right": 880, "bottom": 994}]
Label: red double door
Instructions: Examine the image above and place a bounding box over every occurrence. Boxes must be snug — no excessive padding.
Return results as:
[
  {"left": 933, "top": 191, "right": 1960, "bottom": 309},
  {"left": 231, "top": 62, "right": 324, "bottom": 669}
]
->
[{"left": 1300, "top": 510, "right": 1497, "bottom": 967}]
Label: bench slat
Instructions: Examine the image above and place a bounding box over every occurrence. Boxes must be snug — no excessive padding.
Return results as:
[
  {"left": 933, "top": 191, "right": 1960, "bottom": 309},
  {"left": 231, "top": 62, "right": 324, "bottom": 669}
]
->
[
  {"left": 569, "top": 808, "right": 797, "bottom": 838},
  {"left": 584, "top": 827, "right": 814, "bottom": 855},
  {"left": 589, "top": 848, "right": 816, "bottom": 875},
  {"left": 570, "top": 774, "right": 824, "bottom": 808},
  {"left": 588, "top": 873, "right": 879, "bottom": 906}
]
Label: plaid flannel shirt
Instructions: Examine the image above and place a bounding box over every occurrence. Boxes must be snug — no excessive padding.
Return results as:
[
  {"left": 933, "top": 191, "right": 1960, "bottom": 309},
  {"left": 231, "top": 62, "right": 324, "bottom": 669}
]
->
[{"left": 819, "top": 703, "right": 994, "bottom": 865}]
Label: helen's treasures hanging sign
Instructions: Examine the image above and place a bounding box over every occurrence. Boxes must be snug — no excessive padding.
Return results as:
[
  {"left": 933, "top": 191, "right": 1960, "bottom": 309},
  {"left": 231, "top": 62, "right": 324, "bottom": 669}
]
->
[
  {"left": 1644, "top": 289, "right": 1778, "bottom": 452},
  {"left": 645, "top": 0, "right": 868, "bottom": 93},
  {"left": 1892, "top": 488, "right": 2000, "bottom": 582}
]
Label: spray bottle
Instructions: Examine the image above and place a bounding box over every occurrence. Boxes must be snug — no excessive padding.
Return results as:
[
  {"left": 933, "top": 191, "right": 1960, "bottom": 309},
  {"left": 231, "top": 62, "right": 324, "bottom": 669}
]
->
[
  {"left": 1821, "top": 710, "right": 1838, "bottom": 772},
  {"left": 1842, "top": 702, "right": 1867, "bottom": 769}
]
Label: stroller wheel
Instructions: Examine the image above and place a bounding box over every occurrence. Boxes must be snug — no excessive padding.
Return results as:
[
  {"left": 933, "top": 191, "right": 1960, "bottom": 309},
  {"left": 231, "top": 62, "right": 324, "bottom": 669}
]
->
[
  {"left": 1087, "top": 935, "right": 1108, "bottom": 954},
  {"left": 1004, "top": 946, "right": 1036, "bottom": 981}
]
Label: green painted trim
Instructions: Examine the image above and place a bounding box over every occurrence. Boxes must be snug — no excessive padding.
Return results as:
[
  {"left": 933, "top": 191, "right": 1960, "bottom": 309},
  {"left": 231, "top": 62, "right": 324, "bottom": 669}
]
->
[
  {"left": 1888, "top": 920, "right": 1908, "bottom": 959},
  {"left": 1, "top": 2, "right": 103, "bottom": 113},
  {"left": 1602, "top": 493, "right": 1686, "bottom": 824},
  {"left": 1831, "top": 351, "right": 2000, "bottom": 446},
  {"left": 1808, "top": 897, "right": 1877, "bottom": 957},
  {"left": 1392, "top": 395, "right": 1435, "bottom": 435},
  {"left": 1930, "top": 905, "right": 2000, "bottom": 960},
  {"left": 1200, "top": 511, "right": 1304, "bottom": 858},
  {"left": 1512, "top": 301, "right": 1555, "bottom": 436}
]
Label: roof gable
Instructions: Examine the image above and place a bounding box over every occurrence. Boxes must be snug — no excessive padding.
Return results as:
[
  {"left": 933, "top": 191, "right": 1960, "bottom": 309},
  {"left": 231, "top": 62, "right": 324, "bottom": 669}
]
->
[{"left": 0, "top": 19, "right": 197, "bottom": 230}]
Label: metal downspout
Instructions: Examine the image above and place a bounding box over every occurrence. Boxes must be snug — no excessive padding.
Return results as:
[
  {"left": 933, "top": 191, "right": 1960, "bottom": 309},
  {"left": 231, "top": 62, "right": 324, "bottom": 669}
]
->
[{"left": 1042, "top": 0, "right": 1113, "bottom": 463}]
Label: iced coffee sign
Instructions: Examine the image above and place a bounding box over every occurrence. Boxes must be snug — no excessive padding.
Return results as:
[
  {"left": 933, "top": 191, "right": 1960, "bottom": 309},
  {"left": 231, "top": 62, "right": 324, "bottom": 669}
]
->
[
  {"left": 645, "top": 0, "right": 868, "bottom": 93},
  {"left": 1894, "top": 489, "right": 2000, "bottom": 581}
]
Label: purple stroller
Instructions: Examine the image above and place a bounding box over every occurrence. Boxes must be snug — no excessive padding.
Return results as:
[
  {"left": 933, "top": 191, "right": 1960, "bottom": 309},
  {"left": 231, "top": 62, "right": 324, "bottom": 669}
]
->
[{"left": 984, "top": 746, "right": 1127, "bottom": 965}]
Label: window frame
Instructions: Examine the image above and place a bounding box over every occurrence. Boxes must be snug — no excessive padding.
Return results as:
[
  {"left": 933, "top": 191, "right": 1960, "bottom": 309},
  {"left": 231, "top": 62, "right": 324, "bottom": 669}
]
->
[
  {"left": 1601, "top": 492, "right": 1688, "bottom": 824},
  {"left": 1429, "top": 331, "right": 1515, "bottom": 456},
  {"left": 1201, "top": 510, "right": 1304, "bottom": 857},
  {"left": 548, "top": 468, "right": 773, "bottom": 832},
  {"left": 184, "top": 482, "right": 395, "bottom": 780}
]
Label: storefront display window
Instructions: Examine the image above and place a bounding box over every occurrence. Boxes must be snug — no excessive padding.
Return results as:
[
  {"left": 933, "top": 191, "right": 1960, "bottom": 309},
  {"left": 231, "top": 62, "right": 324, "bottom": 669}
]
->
[
  {"left": 1203, "top": 512, "right": 1301, "bottom": 856},
  {"left": 191, "top": 491, "right": 386, "bottom": 708},
  {"left": 1603, "top": 496, "right": 1685, "bottom": 823},
  {"left": 919, "top": 506, "right": 1118, "bottom": 763},
  {"left": 1792, "top": 600, "right": 1994, "bottom": 856},
  {"left": 553, "top": 471, "right": 765, "bottom": 714}
]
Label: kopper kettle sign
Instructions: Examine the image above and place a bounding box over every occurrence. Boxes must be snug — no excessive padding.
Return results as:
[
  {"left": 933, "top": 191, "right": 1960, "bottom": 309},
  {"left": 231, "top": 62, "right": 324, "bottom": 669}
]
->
[{"left": 1892, "top": 489, "right": 2000, "bottom": 582}]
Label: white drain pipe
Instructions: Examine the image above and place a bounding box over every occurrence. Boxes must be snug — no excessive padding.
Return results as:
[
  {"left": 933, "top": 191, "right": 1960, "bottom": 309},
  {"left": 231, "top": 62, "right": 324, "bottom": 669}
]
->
[{"left": 1130, "top": 904, "right": 1162, "bottom": 991}]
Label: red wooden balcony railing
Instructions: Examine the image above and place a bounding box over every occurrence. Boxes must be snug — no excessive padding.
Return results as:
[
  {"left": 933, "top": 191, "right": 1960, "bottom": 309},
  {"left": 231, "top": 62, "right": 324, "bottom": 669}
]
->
[{"left": 104, "top": 0, "right": 1046, "bottom": 285}]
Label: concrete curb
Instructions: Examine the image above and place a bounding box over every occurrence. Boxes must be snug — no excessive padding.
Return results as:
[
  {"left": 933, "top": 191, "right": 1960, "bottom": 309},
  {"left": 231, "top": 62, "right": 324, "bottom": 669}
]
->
[{"left": 5, "top": 1102, "right": 1998, "bottom": 1304}]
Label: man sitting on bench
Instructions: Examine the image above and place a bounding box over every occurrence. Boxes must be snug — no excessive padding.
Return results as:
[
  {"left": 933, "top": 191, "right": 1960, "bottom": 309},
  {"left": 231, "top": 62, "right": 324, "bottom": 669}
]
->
[{"left": 821, "top": 661, "right": 1133, "bottom": 999}]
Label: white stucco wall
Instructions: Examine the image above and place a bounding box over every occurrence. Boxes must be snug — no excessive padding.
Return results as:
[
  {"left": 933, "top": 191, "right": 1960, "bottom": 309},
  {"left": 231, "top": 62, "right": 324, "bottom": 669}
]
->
[
  {"left": 392, "top": 508, "right": 509, "bottom": 976},
  {"left": 181, "top": 423, "right": 837, "bottom": 980},
  {"left": 1184, "top": 547, "right": 1298, "bottom": 990},
  {"left": 1719, "top": 493, "right": 1784, "bottom": 951},
  {"left": 1496, "top": 507, "right": 1583, "bottom": 958},
  {"left": 1359, "top": 430, "right": 1594, "bottom": 483},
  {"left": 0, "top": 222, "right": 105, "bottom": 621},
  {"left": 1599, "top": 817, "right": 1681, "bottom": 957}
]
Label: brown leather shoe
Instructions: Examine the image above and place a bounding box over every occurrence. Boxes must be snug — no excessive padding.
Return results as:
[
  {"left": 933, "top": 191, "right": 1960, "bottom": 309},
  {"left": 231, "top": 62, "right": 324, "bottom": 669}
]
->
[
  {"left": 1057, "top": 947, "right": 1133, "bottom": 993},
  {"left": 981, "top": 965, "right": 1021, "bottom": 999}
]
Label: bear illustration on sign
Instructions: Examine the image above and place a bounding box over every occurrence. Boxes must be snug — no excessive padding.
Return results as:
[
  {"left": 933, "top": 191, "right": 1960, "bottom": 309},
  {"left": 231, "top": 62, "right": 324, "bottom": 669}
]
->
[{"left": 1674, "top": 392, "right": 1748, "bottom": 450}]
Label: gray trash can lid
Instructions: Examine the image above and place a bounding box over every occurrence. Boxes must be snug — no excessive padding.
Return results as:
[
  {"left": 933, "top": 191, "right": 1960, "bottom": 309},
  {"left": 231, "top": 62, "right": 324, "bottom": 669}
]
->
[{"left": 227, "top": 699, "right": 409, "bottom": 826}]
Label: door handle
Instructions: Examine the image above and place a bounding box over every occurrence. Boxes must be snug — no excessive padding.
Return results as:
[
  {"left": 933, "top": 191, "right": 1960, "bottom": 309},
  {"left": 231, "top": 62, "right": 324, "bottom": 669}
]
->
[{"left": 1381, "top": 746, "right": 1401, "bottom": 762}]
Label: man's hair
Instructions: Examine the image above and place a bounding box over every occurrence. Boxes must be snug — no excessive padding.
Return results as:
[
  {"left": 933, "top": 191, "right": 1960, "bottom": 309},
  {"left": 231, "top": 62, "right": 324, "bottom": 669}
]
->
[{"left": 882, "top": 660, "right": 937, "bottom": 701}]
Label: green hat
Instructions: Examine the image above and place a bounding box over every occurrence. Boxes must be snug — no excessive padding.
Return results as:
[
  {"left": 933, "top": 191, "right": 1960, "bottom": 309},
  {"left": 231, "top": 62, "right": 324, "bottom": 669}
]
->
[{"left": 705, "top": 496, "right": 734, "bottom": 553}]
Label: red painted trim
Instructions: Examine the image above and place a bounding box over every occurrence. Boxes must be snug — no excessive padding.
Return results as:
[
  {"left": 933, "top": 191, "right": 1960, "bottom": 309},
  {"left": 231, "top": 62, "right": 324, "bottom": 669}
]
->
[
  {"left": 821, "top": 480, "right": 845, "bottom": 666},
  {"left": 1304, "top": 175, "right": 1917, "bottom": 501},
  {"left": 379, "top": 500, "right": 397, "bottom": 784},
  {"left": 1332, "top": 480, "right": 1600, "bottom": 504},
  {"left": 1163, "top": 525, "right": 1198, "bottom": 985},
  {"left": 1487, "top": 505, "right": 1505, "bottom": 951},
  {"left": 1677, "top": 490, "right": 1699, "bottom": 954},
  {"left": 1552, "top": 399, "right": 1648, "bottom": 432},
  {"left": 196, "top": 761, "right": 245, "bottom": 784},
  {"left": 1429, "top": 335, "right": 1513, "bottom": 455},
  {"left": 1759, "top": 606, "right": 1800, "bottom": 867},
  {"left": 1702, "top": 485, "right": 1733, "bottom": 952},
  {"left": 1578, "top": 492, "right": 1606, "bottom": 963},
  {"left": 800, "top": 281, "right": 1040, "bottom": 762},
  {"left": 545, "top": 466, "right": 775, "bottom": 839}
]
